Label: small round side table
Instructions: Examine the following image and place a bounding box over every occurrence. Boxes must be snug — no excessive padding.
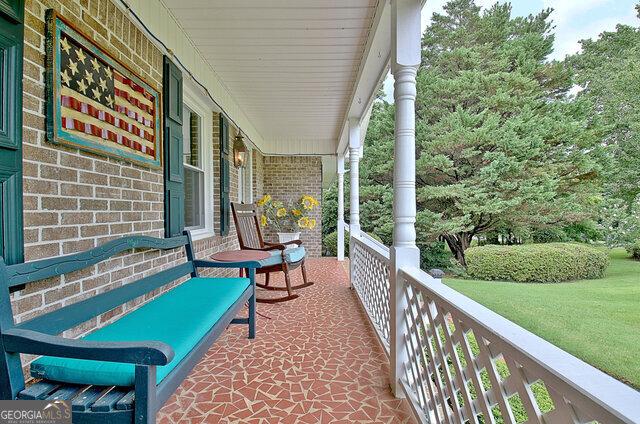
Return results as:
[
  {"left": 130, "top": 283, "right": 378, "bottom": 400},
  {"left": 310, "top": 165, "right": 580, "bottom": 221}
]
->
[{"left": 211, "top": 250, "right": 270, "bottom": 278}]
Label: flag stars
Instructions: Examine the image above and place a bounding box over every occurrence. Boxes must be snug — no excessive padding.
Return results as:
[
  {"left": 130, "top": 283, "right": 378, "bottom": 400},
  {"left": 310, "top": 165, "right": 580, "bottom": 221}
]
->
[
  {"left": 76, "top": 79, "right": 88, "bottom": 95},
  {"left": 68, "top": 59, "right": 78, "bottom": 76},
  {"left": 104, "top": 67, "right": 112, "bottom": 79},
  {"left": 105, "top": 94, "right": 114, "bottom": 108},
  {"left": 99, "top": 78, "right": 107, "bottom": 92},
  {"left": 91, "top": 57, "right": 101, "bottom": 72},
  {"left": 84, "top": 69, "right": 94, "bottom": 85},
  {"left": 60, "top": 37, "right": 71, "bottom": 54},
  {"left": 91, "top": 87, "right": 102, "bottom": 102},
  {"left": 75, "top": 47, "right": 86, "bottom": 64},
  {"left": 61, "top": 69, "right": 71, "bottom": 86}
]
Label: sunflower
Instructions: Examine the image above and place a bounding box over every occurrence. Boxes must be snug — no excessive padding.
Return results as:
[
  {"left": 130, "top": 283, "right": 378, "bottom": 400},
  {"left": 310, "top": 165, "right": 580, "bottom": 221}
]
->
[
  {"left": 307, "top": 218, "right": 317, "bottom": 229},
  {"left": 256, "top": 194, "right": 271, "bottom": 206},
  {"left": 297, "top": 217, "right": 310, "bottom": 228},
  {"left": 292, "top": 209, "right": 302, "bottom": 216},
  {"left": 260, "top": 214, "right": 267, "bottom": 226},
  {"left": 276, "top": 207, "right": 287, "bottom": 218},
  {"left": 301, "top": 195, "right": 317, "bottom": 210}
]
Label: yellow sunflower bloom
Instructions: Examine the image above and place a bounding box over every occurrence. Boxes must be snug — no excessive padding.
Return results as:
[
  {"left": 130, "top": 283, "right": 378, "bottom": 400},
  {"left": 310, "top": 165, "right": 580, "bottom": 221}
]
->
[
  {"left": 276, "top": 207, "right": 287, "bottom": 218},
  {"left": 256, "top": 194, "right": 271, "bottom": 206},
  {"left": 301, "top": 195, "right": 319, "bottom": 210},
  {"left": 307, "top": 218, "right": 317, "bottom": 229},
  {"left": 260, "top": 215, "right": 267, "bottom": 226},
  {"left": 297, "top": 217, "right": 309, "bottom": 229},
  {"left": 302, "top": 197, "right": 313, "bottom": 210},
  {"left": 292, "top": 209, "right": 302, "bottom": 216}
]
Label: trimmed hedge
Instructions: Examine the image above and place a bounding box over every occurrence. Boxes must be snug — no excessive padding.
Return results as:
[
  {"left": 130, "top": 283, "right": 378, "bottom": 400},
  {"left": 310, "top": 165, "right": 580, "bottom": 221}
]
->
[
  {"left": 323, "top": 231, "right": 348, "bottom": 257},
  {"left": 465, "top": 243, "right": 609, "bottom": 283},
  {"left": 628, "top": 240, "right": 640, "bottom": 261}
]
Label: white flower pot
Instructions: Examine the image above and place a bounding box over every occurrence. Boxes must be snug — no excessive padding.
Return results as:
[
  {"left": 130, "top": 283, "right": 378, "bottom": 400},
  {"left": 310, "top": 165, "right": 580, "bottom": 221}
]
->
[{"left": 277, "top": 232, "right": 301, "bottom": 248}]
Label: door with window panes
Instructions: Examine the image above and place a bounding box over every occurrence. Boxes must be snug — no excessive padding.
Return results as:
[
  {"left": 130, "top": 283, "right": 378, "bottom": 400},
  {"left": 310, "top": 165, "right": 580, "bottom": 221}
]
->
[{"left": 183, "top": 106, "right": 205, "bottom": 230}]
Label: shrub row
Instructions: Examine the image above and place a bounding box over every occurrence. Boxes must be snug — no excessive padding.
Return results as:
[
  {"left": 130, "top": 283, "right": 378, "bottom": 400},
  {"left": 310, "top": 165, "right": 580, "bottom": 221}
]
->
[
  {"left": 628, "top": 240, "right": 640, "bottom": 261},
  {"left": 323, "top": 231, "right": 349, "bottom": 257},
  {"left": 465, "top": 243, "right": 609, "bottom": 283}
]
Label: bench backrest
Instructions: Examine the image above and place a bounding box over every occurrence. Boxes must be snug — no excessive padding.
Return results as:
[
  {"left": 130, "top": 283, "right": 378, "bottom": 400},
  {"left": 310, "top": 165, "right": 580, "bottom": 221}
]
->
[{"left": 0, "top": 233, "right": 196, "bottom": 335}]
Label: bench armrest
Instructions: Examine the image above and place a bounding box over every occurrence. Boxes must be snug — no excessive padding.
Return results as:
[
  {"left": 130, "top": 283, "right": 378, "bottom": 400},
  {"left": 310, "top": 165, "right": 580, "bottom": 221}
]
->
[
  {"left": 193, "top": 259, "right": 262, "bottom": 269},
  {"left": 2, "top": 328, "right": 174, "bottom": 366}
]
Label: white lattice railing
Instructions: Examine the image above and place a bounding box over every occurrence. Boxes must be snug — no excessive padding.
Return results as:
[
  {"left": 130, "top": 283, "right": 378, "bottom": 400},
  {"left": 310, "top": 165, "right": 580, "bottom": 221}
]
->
[
  {"left": 347, "top": 232, "right": 640, "bottom": 424},
  {"left": 398, "top": 266, "right": 640, "bottom": 424},
  {"left": 349, "top": 230, "right": 391, "bottom": 354}
]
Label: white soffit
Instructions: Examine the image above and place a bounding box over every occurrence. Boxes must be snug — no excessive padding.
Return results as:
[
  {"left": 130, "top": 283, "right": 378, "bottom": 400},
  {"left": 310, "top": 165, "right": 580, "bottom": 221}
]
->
[{"left": 161, "top": 0, "right": 382, "bottom": 155}]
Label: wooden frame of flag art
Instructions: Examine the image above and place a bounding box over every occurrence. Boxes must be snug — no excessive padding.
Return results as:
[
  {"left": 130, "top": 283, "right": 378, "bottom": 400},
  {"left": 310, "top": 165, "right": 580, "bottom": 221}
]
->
[{"left": 45, "top": 10, "right": 162, "bottom": 168}]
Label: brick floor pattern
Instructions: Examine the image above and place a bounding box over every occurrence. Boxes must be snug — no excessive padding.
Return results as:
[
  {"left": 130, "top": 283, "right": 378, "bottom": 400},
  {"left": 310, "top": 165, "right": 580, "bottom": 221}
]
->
[{"left": 157, "top": 258, "right": 415, "bottom": 423}]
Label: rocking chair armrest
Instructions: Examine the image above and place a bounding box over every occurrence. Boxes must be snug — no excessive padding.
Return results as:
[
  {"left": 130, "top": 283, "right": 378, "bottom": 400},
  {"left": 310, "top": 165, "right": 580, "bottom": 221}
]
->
[
  {"left": 265, "top": 240, "right": 302, "bottom": 248},
  {"left": 193, "top": 259, "right": 262, "bottom": 269},
  {"left": 241, "top": 246, "right": 275, "bottom": 252}
]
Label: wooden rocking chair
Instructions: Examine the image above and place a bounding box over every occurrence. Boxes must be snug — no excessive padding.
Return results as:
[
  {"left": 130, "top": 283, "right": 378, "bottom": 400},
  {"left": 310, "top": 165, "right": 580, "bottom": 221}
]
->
[{"left": 231, "top": 202, "right": 314, "bottom": 303}]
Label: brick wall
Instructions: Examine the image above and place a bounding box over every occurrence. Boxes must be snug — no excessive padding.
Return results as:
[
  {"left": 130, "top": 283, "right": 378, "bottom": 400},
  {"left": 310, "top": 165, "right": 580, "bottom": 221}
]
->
[
  {"left": 16, "top": 0, "right": 241, "bottom": 373},
  {"left": 252, "top": 149, "right": 264, "bottom": 201},
  {"left": 258, "top": 156, "right": 323, "bottom": 257}
]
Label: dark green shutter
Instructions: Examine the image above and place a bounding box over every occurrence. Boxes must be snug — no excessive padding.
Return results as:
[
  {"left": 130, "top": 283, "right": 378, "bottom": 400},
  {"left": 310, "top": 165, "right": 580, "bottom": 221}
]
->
[
  {"left": 219, "top": 115, "right": 230, "bottom": 236},
  {"left": 0, "top": 0, "right": 24, "bottom": 265},
  {"left": 163, "top": 56, "right": 184, "bottom": 237}
]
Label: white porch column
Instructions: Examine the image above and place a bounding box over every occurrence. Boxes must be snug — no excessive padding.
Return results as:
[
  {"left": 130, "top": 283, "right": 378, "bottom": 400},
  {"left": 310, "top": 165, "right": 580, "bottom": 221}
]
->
[
  {"left": 337, "top": 155, "right": 346, "bottom": 261},
  {"left": 348, "top": 118, "right": 361, "bottom": 236},
  {"left": 389, "top": 0, "right": 422, "bottom": 397},
  {"left": 348, "top": 118, "right": 361, "bottom": 288}
]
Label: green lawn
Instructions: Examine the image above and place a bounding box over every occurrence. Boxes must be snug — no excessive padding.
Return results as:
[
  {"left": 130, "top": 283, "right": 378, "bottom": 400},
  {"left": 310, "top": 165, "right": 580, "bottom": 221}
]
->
[{"left": 444, "top": 248, "right": 640, "bottom": 389}]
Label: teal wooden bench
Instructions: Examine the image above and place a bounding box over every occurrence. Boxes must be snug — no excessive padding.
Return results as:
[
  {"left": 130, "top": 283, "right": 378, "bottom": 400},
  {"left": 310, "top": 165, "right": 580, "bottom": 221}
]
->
[{"left": 0, "top": 231, "right": 259, "bottom": 424}]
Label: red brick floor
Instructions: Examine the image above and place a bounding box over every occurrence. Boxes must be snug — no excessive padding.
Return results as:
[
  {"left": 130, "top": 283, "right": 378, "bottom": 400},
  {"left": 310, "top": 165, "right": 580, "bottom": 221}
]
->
[{"left": 157, "top": 258, "right": 415, "bottom": 423}]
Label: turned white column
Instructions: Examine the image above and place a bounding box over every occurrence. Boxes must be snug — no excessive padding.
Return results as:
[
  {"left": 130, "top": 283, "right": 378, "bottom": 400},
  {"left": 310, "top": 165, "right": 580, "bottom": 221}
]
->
[
  {"left": 337, "top": 155, "right": 346, "bottom": 261},
  {"left": 348, "top": 119, "right": 361, "bottom": 236},
  {"left": 348, "top": 118, "right": 361, "bottom": 288},
  {"left": 389, "top": 0, "right": 422, "bottom": 397}
]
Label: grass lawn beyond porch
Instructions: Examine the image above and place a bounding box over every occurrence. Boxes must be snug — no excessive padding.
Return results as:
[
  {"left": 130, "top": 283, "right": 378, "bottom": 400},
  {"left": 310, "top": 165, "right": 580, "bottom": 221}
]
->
[{"left": 445, "top": 248, "right": 640, "bottom": 389}]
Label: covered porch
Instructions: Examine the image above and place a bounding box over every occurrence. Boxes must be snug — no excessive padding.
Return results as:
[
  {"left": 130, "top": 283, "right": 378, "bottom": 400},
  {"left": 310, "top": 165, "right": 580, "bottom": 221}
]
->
[{"left": 8, "top": 0, "right": 640, "bottom": 422}]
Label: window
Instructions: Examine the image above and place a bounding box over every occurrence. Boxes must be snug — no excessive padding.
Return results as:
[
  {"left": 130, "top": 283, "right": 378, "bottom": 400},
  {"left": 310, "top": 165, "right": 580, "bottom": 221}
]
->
[
  {"left": 183, "top": 106, "right": 205, "bottom": 230},
  {"left": 181, "top": 84, "right": 214, "bottom": 239}
]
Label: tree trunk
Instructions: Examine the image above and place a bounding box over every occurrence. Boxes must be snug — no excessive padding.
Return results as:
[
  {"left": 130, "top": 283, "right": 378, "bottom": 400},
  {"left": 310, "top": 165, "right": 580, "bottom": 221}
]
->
[{"left": 443, "top": 233, "right": 473, "bottom": 267}]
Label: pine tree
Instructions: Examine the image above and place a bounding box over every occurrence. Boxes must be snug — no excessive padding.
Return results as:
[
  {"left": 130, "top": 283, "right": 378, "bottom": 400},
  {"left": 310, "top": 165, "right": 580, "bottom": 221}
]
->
[{"left": 354, "top": 0, "right": 604, "bottom": 266}]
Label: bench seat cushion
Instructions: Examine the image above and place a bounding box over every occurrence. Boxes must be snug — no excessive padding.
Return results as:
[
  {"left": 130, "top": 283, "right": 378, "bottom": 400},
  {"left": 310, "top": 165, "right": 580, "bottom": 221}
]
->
[
  {"left": 260, "top": 246, "right": 306, "bottom": 267},
  {"left": 30, "top": 276, "right": 250, "bottom": 387}
]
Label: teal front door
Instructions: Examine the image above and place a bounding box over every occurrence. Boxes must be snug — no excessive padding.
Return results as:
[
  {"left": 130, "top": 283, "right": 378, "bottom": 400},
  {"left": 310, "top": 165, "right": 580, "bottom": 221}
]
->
[{"left": 0, "top": 0, "right": 24, "bottom": 265}]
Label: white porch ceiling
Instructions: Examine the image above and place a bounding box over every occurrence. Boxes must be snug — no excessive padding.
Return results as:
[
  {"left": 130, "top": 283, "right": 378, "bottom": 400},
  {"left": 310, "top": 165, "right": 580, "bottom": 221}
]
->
[{"left": 161, "top": 0, "right": 382, "bottom": 155}]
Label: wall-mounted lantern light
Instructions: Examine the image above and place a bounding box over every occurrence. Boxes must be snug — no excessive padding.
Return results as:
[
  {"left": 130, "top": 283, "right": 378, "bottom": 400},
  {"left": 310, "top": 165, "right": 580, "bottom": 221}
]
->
[{"left": 233, "top": 132, "right": 248, "bottom": 169}]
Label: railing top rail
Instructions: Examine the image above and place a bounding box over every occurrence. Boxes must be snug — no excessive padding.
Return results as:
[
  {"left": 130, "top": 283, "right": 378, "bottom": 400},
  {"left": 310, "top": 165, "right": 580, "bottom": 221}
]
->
[
  {"left": 399, "top": 266, "right": 640, "bottom": 424},
  {"left": 351, "top": 232, "right": 390, "bottom": 263}
]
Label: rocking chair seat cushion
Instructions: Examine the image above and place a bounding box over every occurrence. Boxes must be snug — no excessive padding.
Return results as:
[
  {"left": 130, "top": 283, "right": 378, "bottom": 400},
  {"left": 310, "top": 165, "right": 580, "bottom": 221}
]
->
[
  {"left": 30, "top": 276, "right": 250, "bottom": 387},
  {"left": 260, "top": 246, "right": 306, "bottom": 267}
]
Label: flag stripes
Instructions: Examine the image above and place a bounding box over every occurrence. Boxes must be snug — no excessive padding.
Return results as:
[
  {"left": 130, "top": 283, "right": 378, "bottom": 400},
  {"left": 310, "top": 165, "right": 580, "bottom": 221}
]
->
[
  {"left": 114, "top": 73, "right": 154, "bottom": 101},
  {"left": 61, "top": 95, "right": 154, "bottom": 142},
  {"left": 114, "top": 103, "right": 153, "bottom": 128},
  {"left": 61, "top": 116, "right": 155, "bottom": 156}
]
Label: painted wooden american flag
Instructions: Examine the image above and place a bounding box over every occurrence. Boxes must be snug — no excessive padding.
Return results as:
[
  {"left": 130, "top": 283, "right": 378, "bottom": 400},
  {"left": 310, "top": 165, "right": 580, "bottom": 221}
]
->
[{"left": 58, "top": 35, "right": 156, "bottom": 158}]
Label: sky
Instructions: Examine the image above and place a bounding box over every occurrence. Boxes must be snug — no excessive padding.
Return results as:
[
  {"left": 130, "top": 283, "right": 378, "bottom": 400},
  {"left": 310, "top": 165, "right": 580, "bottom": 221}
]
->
[{"left": 382, "top": 0, "right": 639, "bottom": 101}]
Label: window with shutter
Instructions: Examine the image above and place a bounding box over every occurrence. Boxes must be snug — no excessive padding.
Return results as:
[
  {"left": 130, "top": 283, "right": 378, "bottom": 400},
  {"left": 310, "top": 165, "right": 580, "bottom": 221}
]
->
[
  {"left": 0, "top": 0, "right": 24, "bottom": 266},
  {"left": 163, "top": 56, "right": 184, "bottom": 238},
  {"left": 219, "top": 115, "right": 230, "bottom": 236}
]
